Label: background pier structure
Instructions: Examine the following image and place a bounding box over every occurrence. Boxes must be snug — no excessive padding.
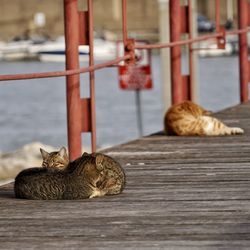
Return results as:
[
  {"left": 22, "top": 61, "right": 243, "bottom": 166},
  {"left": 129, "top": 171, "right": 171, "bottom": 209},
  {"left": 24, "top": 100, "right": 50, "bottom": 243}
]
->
[
  {"left": 0, "top": 0, "right": 249, "bottom": 157},
  {"left": 238, "top": 0, "right": 249, "bottom": 102},
  {"left": 64, "top": 0, "right": 82, "bottom": 160},
  {"left": 0, "top": 1, "right": 250, "bottom": 248},
  {"left": 0, "top": 102, "right": 250, "bottom": 249}
]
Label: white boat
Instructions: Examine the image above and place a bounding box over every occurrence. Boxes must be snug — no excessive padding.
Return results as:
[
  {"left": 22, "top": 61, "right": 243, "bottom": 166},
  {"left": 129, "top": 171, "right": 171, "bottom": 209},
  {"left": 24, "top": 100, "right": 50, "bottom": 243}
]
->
[
  {"left": 198, "top": 42, "right": 234, "bottom": 57},
  {"left": 0, "top": 40, "right": 38, "bottom": 61},
  {"left": 31, "top": 36, "right": 116, "bottom": 62},
  {"left": 0, "top": 36, "right": 116, "bottom": 62}
]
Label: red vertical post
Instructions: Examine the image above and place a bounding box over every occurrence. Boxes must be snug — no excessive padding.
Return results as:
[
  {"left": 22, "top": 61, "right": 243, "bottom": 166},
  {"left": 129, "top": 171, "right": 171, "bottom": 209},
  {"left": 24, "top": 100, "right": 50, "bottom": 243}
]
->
[
  {"left": 188, "top": 0, "right": 194, "bottom": 101},
  {"left": 215, "top": 0, "right": 226, "bottom": 49},
  {"left": 215, "top": 0, "right": 221, "bottom": 33},
  {"left": 121, "top": 0, "right": 135, "bottom": 65},
  {"left": 169, "top": 0, "right": 183, "bottom": 104},
  {"left": 87, "top": 0, "right": 96, "bottom": 152},
  {"left": 238, "top": 0, "right": 249, "bottom": 102},
  {"left": 64, "top": 0, "right": 82, "bottom": 160},
  {"left": 122, "top": 0, "right": 128, "bottom": 45}
]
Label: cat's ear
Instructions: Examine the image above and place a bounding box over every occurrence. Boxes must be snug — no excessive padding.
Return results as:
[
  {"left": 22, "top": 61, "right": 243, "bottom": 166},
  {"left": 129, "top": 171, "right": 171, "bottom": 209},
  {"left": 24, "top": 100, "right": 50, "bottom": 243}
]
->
[
  {"left": 95, "top": 154, "right": 104, "bottom": 171},
  {"left": 40, "top": 148, "right": 49, "bottom": 159},
  {"left": 59, "top": 147, "right": 68, "bottom": 158}
]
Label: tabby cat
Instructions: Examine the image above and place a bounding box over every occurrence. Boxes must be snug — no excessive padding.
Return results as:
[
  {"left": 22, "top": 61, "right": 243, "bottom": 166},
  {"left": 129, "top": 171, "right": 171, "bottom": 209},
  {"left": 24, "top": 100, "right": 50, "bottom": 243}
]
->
[
  {"left": 14, "top": 153, "right": 108, "bottom": 199},
  {"left": 15, "top": 150, "right": 125, "bottom": 199},
  {"left": 93, "top": 152, "right": 126, "bottom": 195},
  {"left": 64, "top": 152, "right": 126, "bottom": 198},
  {"left": 164, "top": 101, "right": 244, "bottom": 136},
  {"left": 40, "top": 148, "right": 125, "bottom": 196},
  {"left": 40, "top": 147, "right": 69, "bottom": 169}
]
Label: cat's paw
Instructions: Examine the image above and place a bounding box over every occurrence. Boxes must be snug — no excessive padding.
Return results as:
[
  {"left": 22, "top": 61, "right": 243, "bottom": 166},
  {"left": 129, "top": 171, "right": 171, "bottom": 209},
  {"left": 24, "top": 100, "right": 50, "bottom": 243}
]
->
[
  {"left": 231, "top": 127, "right": 244, "bottom": 135},
  {"left": 89, "top": 189, "right": 106, "bottom": 198}
]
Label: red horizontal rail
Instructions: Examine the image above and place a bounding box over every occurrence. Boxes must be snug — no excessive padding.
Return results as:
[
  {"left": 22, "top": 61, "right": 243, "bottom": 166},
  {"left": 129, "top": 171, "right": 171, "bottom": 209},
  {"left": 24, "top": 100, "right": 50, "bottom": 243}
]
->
[
  {"left": 0, "top": 55, "right": 131, "bottom": 81},
  {"left": 0, "top": 27, "right": 249, "bottom": 82},
  {"left": 135, "top": 28, "right": 250, "bottom": 50}
]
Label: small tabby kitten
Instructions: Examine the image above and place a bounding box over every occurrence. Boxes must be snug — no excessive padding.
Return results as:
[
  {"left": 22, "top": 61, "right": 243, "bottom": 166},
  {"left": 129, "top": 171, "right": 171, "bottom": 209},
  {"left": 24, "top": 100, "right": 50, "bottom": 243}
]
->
[
  {"left": 14, "top": 153, "right": 108, "bottom": 200},
  {"left": 164, "top": 101, "right": 244, "bottom": 136},
  {"left": 40, "top": 147, "right": 69, "bottom": 169}
]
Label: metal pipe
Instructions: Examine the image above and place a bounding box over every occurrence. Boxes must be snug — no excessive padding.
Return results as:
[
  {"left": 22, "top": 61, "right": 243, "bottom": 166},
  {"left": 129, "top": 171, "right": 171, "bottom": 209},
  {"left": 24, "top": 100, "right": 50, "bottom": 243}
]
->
[
  {"left": 0, "top": 28, "right": 249, "bottom": 81},
  {"left": 64, "top": 0, "right": 82, "bottom": 160},
  {"left": 87, "top": 0, "right": 97, "bottom": 152},
  {"left": 169, "top": 0, "right": 182, "bottom": 104},
  {"left": 238, "top": 0, "right": 249, "bottom": 103},
  {"left": 136, "top": 32, "right": 223, "bottom": 50},
  {"left": 188, "top": 0, "right": 193, "bottom": 101},
  {"left": 122, "top": 0, "right": 128, "bottom": 45},
  {"left": 215, "top": 0, "right": 221, "bottom": 33},
  {"left": 0, "top": 55, "right": 131, "bottom": 81},
  {"left": 134, "top": 27, "right": 250, "bottom": 50},
  {"left": 135, "top": 90, "right": 143, "bottom": 137}
]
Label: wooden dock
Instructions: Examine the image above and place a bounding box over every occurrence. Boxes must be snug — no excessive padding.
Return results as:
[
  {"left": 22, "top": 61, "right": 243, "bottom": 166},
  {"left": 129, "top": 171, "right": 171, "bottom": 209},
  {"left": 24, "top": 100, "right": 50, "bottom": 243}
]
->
[{"left": 1, "top": 102, "right": 250, "bottom": 249}]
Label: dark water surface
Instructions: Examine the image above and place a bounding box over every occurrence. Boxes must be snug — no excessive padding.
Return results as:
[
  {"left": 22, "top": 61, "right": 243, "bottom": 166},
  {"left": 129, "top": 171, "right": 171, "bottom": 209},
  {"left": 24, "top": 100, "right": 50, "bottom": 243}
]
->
[{"left": 0, "top": 55, "right": 242, "bottom": 151}]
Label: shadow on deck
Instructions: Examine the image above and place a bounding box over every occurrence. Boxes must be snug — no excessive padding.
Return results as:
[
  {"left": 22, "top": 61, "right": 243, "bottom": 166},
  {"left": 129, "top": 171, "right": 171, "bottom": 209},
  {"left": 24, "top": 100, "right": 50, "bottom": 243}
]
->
[{"left": 1, "top": 102, "right": 250, "bottom": 249}]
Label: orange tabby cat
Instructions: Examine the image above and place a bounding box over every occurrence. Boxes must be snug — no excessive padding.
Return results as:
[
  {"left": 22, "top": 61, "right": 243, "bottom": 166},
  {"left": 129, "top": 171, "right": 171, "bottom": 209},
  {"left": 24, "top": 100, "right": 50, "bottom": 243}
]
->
[{"left": 164, "top": 101, "right": 244, "bottom": 136}]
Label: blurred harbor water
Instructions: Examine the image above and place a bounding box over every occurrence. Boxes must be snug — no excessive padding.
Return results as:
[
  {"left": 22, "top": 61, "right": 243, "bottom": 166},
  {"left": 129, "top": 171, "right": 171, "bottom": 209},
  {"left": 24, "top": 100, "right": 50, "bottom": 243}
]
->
[{"left": 0, "top": 55, "right": 242, "bottom": 152}]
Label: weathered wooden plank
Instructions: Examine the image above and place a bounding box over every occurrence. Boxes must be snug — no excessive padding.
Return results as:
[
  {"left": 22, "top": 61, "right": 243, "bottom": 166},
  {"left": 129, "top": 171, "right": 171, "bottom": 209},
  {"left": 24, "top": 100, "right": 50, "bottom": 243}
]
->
[{"left": 1, "top": 239, "right": 250, "bottom": 250}]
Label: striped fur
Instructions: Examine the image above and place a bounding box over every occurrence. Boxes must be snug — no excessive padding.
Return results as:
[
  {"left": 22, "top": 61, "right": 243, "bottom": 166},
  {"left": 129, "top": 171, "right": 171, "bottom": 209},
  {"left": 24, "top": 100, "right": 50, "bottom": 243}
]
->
[
  {"left": 63, "top": 153, "right": 107, "bottom": 199},
  {"left": 93, "top": 153, "right": 126, "bottom": 195},
  {"left": 40, "top": 149, "right": 126, "bottom": 198},
  {"left": 40, "top": 147, "right": 69, "bottom": 170},
  {"left": 66, "top": 152, "right": 126, "bottom": 197},
  {"left": 164, "top": 101, "right": 244, "bottom": 136},
  {"left": 14, "top": 153, "right": 117, "bottom": 200}
]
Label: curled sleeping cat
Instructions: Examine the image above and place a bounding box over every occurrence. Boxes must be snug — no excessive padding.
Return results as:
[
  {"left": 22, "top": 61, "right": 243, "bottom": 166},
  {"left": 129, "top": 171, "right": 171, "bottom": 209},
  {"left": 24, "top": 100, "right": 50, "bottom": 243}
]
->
[
  {"left": 40, "top": 147, "right": 126, "bottom": 195},
  {"left": 164, "top": 101, "right": 244, "bottom": 136},
  {"left": 14, "top": 149, "right": 126, "bottom": 200}
]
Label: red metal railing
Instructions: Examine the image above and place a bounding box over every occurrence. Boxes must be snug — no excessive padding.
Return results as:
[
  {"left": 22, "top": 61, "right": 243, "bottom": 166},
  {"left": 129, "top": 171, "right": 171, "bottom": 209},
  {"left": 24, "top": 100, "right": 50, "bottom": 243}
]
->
[
  {"left": 0, "top": 0, "right": 249, "bottom": 160},
  {"left": 64, "top": 0, "right": 82, "bottom": 160},
  {"left": 238, "top": 0, "right": 249, "bottom": 102},
  {"left": 169, "top": 0, "right": 183, "bottom": 104}
]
